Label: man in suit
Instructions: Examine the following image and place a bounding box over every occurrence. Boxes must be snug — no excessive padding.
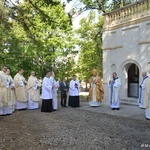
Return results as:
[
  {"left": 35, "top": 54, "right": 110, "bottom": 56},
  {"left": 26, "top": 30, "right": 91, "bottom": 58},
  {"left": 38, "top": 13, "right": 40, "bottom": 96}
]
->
[{"left": 59, "top": 77, "right": 68, "bottom": 107}]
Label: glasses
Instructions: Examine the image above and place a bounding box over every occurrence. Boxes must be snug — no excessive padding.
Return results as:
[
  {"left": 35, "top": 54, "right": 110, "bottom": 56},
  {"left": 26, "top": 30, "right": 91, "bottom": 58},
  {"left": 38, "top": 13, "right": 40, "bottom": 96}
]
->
[{"left": 4, "top": 68, "right": 7, "bottom": 69}]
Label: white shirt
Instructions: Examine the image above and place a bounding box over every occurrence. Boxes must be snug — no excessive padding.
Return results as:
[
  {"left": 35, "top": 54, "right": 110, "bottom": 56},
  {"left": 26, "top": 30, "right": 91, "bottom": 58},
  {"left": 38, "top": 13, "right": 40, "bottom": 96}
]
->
[
  {"left": 69, "top": 79, "right": 80, "bottom": 96},
  {"left": 42, "top": 77, "right": 53, "bottom": 99}
]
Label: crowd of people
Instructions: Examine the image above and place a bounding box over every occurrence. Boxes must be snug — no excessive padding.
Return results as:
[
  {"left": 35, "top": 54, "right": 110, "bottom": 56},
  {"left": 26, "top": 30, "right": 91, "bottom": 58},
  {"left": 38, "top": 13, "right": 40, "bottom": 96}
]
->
[
  {"left": 0, "top": 65, "right": 150, "bottom": 120},
  {"left": 0, "top": 65, "right": 80, "bottom": 115}
]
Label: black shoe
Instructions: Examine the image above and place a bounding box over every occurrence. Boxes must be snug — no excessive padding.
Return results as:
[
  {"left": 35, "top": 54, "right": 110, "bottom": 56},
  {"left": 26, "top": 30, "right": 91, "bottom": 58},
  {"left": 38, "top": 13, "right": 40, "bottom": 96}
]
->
[
  {"left": 116, "top": 108, "right": 120, "bottom": 110},
  {"left": 112, "top": 108, "right": 115, "bottom": 110}
]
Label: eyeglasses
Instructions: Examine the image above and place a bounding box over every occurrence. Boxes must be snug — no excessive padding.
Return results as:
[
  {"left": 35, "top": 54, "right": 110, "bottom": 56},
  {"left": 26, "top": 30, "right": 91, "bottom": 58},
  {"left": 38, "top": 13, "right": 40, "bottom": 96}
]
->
[{"left": 4, "top": 68, "right": 7, "bottom": 69}]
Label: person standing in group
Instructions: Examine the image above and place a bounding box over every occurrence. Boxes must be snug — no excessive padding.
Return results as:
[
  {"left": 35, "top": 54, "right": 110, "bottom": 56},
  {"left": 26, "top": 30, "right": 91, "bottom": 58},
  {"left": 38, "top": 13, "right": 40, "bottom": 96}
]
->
[
  {"left": 59, "top": 77, "right": 68, "bottom": 107},
  {"left": 68, "top": 75, "right": 80, "bottom": 107},
  {"left": 41, "top": 71, "right": 53, "bottom": 112},
  {"left": 89, "top": 69, "right": 104, "bottom": 107},
  {"left": 145, "top": 77, "right": 150, "bottom": 120},
  {"left": 50, "top": 72, "right": 59, "bottom": 111},
  {"left": 0, "top": 65, "right": 12, "bottom": 115},
  {"left": 5, "top": 69, "right": 16, "bottom": 113},
  {"left": 138, "top": 72, "right": 149, "bottom": 108},
  {"left": 27, "top": 71, "right": 40, "bottom": 110},
  {"left": 14, "top": 69, "right": 28, "bottom": 110},
  {"left": 108, "top": 72, "right": 121, "bottom": 110}
]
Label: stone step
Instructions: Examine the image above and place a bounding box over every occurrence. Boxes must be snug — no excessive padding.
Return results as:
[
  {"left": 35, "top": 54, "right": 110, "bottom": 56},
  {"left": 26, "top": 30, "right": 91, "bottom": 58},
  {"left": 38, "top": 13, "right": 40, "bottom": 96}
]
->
[{"left": 121, "top": 99, "right": 138, "bottom": 106}]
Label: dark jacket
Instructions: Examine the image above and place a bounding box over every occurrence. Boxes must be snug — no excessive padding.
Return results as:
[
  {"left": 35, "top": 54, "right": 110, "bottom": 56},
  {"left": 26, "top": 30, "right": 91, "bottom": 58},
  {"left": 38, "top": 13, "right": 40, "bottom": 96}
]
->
[{"left": 59, "top": 82, "right": 69, "bottom": 94}]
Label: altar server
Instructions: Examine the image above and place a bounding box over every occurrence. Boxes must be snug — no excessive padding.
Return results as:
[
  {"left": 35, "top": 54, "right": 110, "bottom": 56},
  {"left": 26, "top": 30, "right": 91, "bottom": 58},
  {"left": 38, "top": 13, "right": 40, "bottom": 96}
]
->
[
  {"left": 68, "top": 75, "right": 80, "bottom": 107},
  {"left": 41, "top": 71, "right": 53, "bottom": 112}
]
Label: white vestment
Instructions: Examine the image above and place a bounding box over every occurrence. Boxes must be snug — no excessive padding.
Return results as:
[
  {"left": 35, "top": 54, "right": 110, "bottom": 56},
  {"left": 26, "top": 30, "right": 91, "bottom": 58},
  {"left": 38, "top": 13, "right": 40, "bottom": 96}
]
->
[
  {"left": 89, "top": 78, "right": 100, "bottom": 106},
  {"left": 14, "top": 73, "right": 27, "bottom": 109},
  {"left": 108, "top": 78, "right": 121, "bottom": 108},
  {"left": 7, "top": 75, "right": 16, "bottom": 113},
  {"left": 50, "top": 77, "right": 59, "bottom": 110},
  {"left": 138, "top": 76, "right": 149, "bottom": 108},
  {"left": 0, "top": 71, "right": 13, "bottom": 115},
  {"left": 27, "top": 76, "right": 40, "bottom": 109},
  {"left": 69, "top": 80, "right": 80, "bottom": 96},
  {"left": 145, "top": 78, "right": 150, "bottom": 119},
  {"left": 42, "top": 77, "right": 53, "bottom": 99}
]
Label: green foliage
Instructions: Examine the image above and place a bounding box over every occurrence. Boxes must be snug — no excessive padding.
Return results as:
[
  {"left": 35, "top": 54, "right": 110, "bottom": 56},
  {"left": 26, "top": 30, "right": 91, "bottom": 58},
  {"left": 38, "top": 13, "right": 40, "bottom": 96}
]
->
[
  {"left": 0, "top": 0, "right": 78, "bottom": 80},
  {"left": 76, "top": 12, "right": 103, "bottom": 83}
]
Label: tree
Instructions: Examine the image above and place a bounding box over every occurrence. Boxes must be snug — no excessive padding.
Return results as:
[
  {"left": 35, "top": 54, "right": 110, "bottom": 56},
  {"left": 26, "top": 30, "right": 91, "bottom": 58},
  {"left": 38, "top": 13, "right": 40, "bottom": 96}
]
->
[
  {"left": 0, "top": 0, "right": 78, "bottom": 79},
  {"left": 76, "top": 11, "right": 103, "bottom": 83}
]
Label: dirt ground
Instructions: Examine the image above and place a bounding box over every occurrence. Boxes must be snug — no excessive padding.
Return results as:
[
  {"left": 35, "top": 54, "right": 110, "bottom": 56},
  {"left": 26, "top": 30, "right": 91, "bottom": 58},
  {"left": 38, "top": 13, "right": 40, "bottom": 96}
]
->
[{"left": 0, "top": 103, "right": 150, "bottom": 150}]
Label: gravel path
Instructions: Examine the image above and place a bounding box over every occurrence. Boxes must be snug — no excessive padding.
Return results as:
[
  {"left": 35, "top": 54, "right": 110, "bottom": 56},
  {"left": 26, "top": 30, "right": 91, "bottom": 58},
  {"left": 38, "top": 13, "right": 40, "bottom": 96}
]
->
[{"left": 0, "top": 104, "right": 150, "bottom": 150}]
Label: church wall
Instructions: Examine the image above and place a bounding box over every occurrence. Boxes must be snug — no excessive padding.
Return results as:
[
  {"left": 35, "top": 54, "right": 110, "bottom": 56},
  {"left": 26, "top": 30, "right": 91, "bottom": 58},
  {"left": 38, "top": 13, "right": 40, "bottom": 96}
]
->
[{"left": 102, "top": 19, "right": 150, "bottom": 104}]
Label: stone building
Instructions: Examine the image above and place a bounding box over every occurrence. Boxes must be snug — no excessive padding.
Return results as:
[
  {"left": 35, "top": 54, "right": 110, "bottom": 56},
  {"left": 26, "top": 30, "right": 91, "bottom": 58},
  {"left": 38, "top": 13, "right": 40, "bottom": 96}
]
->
[{"left": 102, "top": 0, "right": 150, "bottom": 104}]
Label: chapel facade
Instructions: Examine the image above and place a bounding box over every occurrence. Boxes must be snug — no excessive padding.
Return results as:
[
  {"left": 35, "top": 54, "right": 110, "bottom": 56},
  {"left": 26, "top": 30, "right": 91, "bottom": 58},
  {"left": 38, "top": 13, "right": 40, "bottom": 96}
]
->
[{"left": 102, "top": 0, "right": 150, "bottom": 104}]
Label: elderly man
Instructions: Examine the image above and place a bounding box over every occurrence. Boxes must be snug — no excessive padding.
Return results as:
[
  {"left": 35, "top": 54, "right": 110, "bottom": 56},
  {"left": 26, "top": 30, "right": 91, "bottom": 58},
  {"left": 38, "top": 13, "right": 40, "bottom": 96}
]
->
[
  {"left": 14, "top": 69, "right": 28, "bottom": 110},
  {"left": 89, "top": 69, "right": 104, "bottom": 107},
  {"left": 27, "top": 71, "right": 40, "bottom": 109},
  {"left": 145, "top": 77, "right": 150, "bottom": 119},
  {"left": 108, "top": 72, "right": 121, "bottom": 110},
  {"left": 138, "top": 72, "right": 149, "bottom": 108}
]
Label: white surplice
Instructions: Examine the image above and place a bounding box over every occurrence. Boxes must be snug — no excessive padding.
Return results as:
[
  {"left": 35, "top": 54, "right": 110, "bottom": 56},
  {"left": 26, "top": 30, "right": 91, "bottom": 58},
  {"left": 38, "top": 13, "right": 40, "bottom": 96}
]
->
[
  {"left": 42, "top": 77, "right": 53, "bottom": 99},
  {"left": 69, "top": 80, "right": 80, "bottom": 96}
]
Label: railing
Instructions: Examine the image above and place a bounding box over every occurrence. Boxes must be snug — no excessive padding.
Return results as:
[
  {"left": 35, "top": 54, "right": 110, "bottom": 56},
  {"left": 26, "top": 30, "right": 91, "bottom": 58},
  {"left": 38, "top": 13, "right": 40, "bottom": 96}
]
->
[{"left": 103, "top": 0, "right": 150, "bottom": 28}]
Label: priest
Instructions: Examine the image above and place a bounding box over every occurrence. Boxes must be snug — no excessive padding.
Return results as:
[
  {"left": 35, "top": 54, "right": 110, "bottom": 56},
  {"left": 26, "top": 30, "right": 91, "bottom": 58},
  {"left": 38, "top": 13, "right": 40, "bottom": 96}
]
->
[
  {"left": 41, "top": 71, "right": 53, "bottom": 112},
  {"left": 0, "top": 65, "right": 12, "bottom": 115},
  {"left": 50, "top": 72, "right": 59, "bottom": 111},
  {"left": 108, "top": 72, "right": 121, "bottom": 110},
  {"left": 145, "top": 77, "right": 150, "bottom": 120},
  {"left": 27, "top": 71, "right": 40, "bottom": 109},
  {"left": 138, "top": 72, "right": 149, "bottom": 108},
  {"left": 14, "top": 69, "right": 28, "bottom": 110},
  {"left": 68, "top": 75, "right": 80, "bottom": 107},
  {"left": 6, "top": 69, "right": 16, "bottom": 112},
  {"left": 89, "top": 69, "right": 104, "bottom": 107}
]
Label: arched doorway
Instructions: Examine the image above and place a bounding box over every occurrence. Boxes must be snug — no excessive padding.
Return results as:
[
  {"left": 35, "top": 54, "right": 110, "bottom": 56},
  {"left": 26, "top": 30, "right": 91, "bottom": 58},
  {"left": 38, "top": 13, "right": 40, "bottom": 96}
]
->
[{"left": 128, "top": 64, "right": 139, "bottom": 98}]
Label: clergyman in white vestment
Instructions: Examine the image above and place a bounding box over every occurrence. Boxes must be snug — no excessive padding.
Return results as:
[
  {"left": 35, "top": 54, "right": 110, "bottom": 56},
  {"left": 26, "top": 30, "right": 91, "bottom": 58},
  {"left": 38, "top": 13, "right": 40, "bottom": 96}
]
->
[
  {"left": 6, "top": 69, "right": 16, "bottom": 113},
  {"left": 14, "top": 69, "right": 28, "bottom": 110},
  {"left": 138, "top": 72, "right": 149, "bottom": 108},
  {"left": 0, "top": 65, "right": 13, "bottom": 115},
  {"left": 0, "top": 66, "right": 13, "bottom": 115},
  {"left": 108, "top": 72, "right": 121, "bottom": 110},
  {"left": 27, "top": 71, "right": 40, "bottom": 109},
  {"left": 145, "top": 77, "right": 150, "bottom": 120},
  {"left": 50, "top": 72, "right": 59, "bottom": 110}
]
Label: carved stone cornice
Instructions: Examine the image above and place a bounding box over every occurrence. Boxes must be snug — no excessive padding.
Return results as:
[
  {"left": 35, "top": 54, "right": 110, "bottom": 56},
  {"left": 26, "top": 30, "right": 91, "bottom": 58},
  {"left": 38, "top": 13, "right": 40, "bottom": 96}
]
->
[{"left": 103, "top": 0, "right": 150, "bottom": 31}]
